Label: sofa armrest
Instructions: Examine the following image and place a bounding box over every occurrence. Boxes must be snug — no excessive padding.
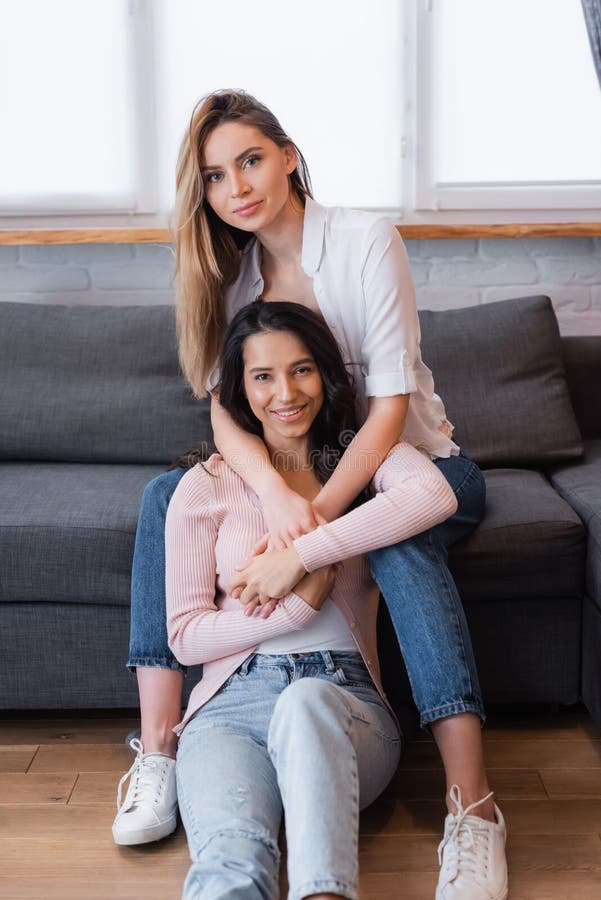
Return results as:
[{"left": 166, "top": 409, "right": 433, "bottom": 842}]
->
[{"left": 550, "top": 439, "right": 601, "bottom": 605}]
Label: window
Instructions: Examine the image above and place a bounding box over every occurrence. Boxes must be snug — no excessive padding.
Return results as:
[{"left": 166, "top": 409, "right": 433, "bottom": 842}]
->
[
  {"left": 153, "top": 0, "right": 403, "bottom": 212},
  {"left": 412, "top": 0, "right": 601, "bottom": 210},
  {"left": 1, "top": 0, "right": 600, "bottom": 225},
  {"left": 0, "top": 0, "right": 157, "bottom": 215}
]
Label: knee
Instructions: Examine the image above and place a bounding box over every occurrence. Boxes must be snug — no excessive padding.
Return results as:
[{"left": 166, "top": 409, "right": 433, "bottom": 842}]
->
[
  {"left": 140, "top": 468, "right": 184, "bottom": 517},
  {"left": 192, "top": 823, "right": 279, "bottom": 865},
  {"left": 369, "top": 530, "right": 430, "bottom": 568},
  {"left": 268, "top": 679, "right": 349, "bottom": 751}
]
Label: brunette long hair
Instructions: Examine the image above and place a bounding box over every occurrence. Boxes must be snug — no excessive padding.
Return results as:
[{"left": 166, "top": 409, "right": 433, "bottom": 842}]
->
[
  {"left": 173, "top": 90, "right": 313, "bottom": 398},
  {"left": 218, "top": 301, "right": 361, "bottom": 490}
]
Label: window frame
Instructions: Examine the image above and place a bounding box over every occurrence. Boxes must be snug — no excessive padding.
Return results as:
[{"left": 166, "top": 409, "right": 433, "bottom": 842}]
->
[
  {"left": 2, "top": 0, "right": 601, "bottom": 228},
  {"left": 0, "top": 0, "right": 158, "bottom": 219},
  {"left": 408, "top": 0, "right": 601, "bottom": 216}
]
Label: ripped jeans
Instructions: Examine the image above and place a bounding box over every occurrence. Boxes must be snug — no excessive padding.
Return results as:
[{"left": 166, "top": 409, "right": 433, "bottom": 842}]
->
[{"left": 175, "top": 651, "right": 401, "bottom": 900}]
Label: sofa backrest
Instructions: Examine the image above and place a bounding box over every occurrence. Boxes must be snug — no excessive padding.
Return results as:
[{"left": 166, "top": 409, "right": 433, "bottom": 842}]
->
[
  {"left": 0, "top": 302, "right": 213, "bottom": 464},
  {"left": 1, "top": 295, "right": 587, "bottom": 468},
  {"left": 418, "top": 295, "right": 583, "bottom": 467}
]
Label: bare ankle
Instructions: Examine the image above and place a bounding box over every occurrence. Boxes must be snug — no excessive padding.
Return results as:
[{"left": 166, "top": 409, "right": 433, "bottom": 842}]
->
[
  {"left": 140, "top": 729, "right": 178, "bottom": 759},
  {"left": 447, "top": 784, "right": 496, "bottom": 822}
]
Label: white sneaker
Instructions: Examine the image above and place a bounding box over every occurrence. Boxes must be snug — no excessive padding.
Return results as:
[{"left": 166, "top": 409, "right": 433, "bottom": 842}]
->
[
  {"left": 436, "top": 784, "right": 508, "bottom": 900},
  {"left": 112, "top": 738, "right": 178, "bottom": 845}
]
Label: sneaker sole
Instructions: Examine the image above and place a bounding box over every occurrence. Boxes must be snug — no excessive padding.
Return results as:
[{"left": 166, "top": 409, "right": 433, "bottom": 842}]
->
[
  {"left": 112, "top": 811, "right": 177, "bottom": 846},
  {"left": 435, "top": 881, "right": 508, "bottom": 900}
]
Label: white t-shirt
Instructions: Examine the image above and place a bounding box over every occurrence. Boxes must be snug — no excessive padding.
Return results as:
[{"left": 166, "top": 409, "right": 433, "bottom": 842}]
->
[{"left": 211, "top": 196, "right": 459, "bottom": 460}]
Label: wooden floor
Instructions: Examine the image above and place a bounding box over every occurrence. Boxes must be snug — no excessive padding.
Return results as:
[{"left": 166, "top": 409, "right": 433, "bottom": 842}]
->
[{"left": 1, "top": 706, "right": 601, "bottom": 899}]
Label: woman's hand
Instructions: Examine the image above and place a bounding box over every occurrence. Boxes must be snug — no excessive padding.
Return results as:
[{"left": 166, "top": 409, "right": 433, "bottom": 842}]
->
[
  {"left": 243, "top": 564, "right": 336, "bottom": 618},
  {"left": 230, "top": 546, "right": 306, "bottom": 615},
  {"left": 257, "top": 480, "right": 322, "bottom": 550},
  {"left": 294, "top": 564, "right": 337, "bottom": 611}
]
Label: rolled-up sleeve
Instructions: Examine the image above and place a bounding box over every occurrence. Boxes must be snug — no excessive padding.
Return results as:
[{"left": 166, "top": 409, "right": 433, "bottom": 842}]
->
[{"left": 360, "top": 218, "right": 421, "bottom": 397}]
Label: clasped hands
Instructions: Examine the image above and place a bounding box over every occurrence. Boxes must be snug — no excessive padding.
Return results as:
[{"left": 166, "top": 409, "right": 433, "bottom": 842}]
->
[
  {"left": 228, "top": 489, "right": 335, "bottom": 618},
  {"left": 229, "top": 543, "right": 307, "bottom": 618}
]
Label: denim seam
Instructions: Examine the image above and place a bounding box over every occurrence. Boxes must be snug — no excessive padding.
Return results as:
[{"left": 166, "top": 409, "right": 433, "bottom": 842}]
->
[
  {"left": 425, "top": 528, "right": 480, "bottom": 706},
  {"left": 126, "top": 657, "right": 186, "bottom": 674},
  {"left": 420, "top": 699, "right": 485, "bottom": 728},
  {"left": 450, "top": 458, "right": 482, "bottom": 502},
  {"left": 337, "top": 693, "right": 360, "bottom": 871}
]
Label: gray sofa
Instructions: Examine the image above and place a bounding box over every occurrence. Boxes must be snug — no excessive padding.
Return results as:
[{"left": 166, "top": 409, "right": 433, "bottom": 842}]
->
[{"left": 1, "top": 296, "right": 600, "bottom": 727}]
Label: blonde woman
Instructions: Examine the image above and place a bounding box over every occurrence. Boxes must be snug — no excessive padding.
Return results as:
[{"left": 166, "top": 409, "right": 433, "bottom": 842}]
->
[{"left": 114, "top": 90, "right": 507, "bottom": 900}]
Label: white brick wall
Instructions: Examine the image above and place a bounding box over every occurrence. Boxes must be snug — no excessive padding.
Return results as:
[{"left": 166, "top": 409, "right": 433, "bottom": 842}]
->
[
  {"left": 1, "top": 238, "right": 600, "bottom": 334},
  {"left": 405, "top": 237, "right": 601, "bottom": 335}
]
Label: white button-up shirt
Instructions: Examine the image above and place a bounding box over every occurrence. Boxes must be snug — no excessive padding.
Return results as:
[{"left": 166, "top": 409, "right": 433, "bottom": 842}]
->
[{"left": 214, "top": 196, "right": 459, "bottom": 459}]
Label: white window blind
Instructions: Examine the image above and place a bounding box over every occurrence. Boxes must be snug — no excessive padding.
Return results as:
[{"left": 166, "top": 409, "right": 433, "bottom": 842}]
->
[
  {"left": 2, "top": 0, "right": 600, "bottom": 223},
  {"left": 415, "top": 0, "right": 601, "bottom": 210},
  {"left": 0, "top": 0, "right": 155, "bottom": 215},
  {"left": 154, "top": 0, "right": 404, "bottom": 214}
]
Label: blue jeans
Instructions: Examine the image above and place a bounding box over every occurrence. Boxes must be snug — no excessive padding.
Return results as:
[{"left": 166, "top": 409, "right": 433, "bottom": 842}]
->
[
  {"left": 368, "top": 451, "right": 486, "bottom": 727},
  {"left": 176, "top": 651, "right": 401, "bottom": 900},
  {"left": 128, "top": 452, "right": 486, "bottom": 728}
]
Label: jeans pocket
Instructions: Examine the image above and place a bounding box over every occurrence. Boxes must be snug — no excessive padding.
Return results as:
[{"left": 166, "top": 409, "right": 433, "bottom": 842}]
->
[{"left": 334, "top": 660, "right": 375, "bottom": 690}]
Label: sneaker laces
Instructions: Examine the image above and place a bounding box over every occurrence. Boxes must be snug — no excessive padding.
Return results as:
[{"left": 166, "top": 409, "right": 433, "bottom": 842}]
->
[
  {"left": 116, "top": 738, "right": 167, "bottom": 813},
  {"left": 437, "top": 784, "right": 495, "bottom": 883}
]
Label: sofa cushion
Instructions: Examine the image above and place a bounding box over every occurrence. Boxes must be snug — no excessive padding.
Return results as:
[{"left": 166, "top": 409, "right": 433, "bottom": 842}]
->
[
  {"left": 550, "top": 439, "right": 601, "bottom": 606},
  {"left": 0, "top": 462, "right": 165, "bottom": 605},
  {"left": 0, "top": 302, "right": 214, "bottom": 464},
  {"left": 449, "top": 468, "right": 586, "bottom": 601},
  {"left": 419, "top": 295, "right": 583, "bottom": 466}
]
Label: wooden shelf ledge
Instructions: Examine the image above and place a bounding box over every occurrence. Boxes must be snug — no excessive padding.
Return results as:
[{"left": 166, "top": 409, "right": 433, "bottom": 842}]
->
[{"left": 1, "top": 223, "right": 601, "bottom": 245}]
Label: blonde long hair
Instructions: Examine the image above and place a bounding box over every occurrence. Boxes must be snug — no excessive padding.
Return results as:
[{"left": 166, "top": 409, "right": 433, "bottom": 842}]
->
[{"left": 172, "top": 89, "right": 313, "bottom": 398}]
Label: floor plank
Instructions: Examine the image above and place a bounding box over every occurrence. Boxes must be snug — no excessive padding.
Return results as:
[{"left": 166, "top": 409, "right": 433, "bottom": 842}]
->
[
  {"left": 0, "top": 746, "right": 38, "bottom": 773},
  {"left": 483, "top": 741, "right": 601, "bottom": 769},
  {"left": 503, "top": 870, "right": 601, "bottom": 899},
  {"left": 356, "top": 833, "right": 601, "bottom": 874},
  {"left": 0, "top": 716, "right": 139, "bottom": 746},
  {"left": 482, "top": 713, "right": 601, "bottom": 744},
  {"left": 361, "top": 798, "right": 601, "bottom": 836},
  {"left": 359, "top": 872, "right": 436, "bottom": 899},
  {"left": 402, "top": 739, "right": 601, "bottom": 769},
  {"left": 0, "top": 878, "right": 187, "bottom": 900},
  {"left": 539, "top": 768, "right": 601, "bottom": 799},
  {"left": 69, "top": 772, "right": 120, "bottom": 805},
  {"left": 28, "top": 744, "right": 133, "bottom": 774},
  {"left": 358, "top": 834, "right": 440, "bottom": 872},
  {"left": 0, "top": 773, "right": 76, "bottom": 805},
  {"left": 390, "top": 768, "right": 546, "bottom": 800},
  {"left": 505, "top": 834, "right": 601, "bottom": 871}
]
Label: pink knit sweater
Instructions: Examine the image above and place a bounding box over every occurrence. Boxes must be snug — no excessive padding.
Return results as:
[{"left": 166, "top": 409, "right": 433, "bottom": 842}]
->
[{"left": 165, "top": 442, "right": 458, "bottom": 734}]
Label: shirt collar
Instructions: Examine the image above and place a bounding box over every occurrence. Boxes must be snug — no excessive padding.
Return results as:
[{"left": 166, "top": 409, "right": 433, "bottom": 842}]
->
[
  {"left": 301, "top": 195, "right": 327, "bottom": 276},
  {"left": 242, "top": 194, "right": 327, "bottom": 293},
  {"left": 246, "top": 238, "right": 262, "bottom": 293}
]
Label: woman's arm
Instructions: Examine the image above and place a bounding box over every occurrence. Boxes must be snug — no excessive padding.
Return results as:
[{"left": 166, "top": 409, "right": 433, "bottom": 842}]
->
[
  {"left": 230, "top": 441, "right": 458, "bottom": 607},
  {"left": 313, "top": 394, "right": 409, "bottom": 523},
  {"left": 211, "top": 393, "right": 319, "bottom": 548},
  {"left": 165, "top": 467, "right": 332, "bottom": 666},
  {"left": 315, "top": 217, "right": 423, "bottom": 523}
]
